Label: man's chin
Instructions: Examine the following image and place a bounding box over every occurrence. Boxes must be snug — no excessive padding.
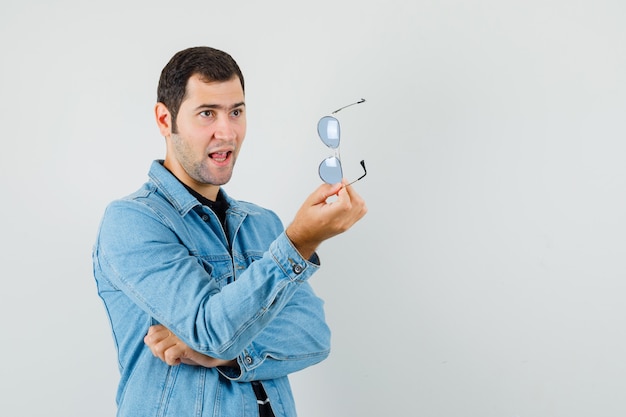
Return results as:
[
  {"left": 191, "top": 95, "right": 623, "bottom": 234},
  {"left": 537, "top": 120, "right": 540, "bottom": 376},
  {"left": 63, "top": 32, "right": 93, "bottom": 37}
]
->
[{"left": 205, "top": 172, "right": 233, "bottom": 186}]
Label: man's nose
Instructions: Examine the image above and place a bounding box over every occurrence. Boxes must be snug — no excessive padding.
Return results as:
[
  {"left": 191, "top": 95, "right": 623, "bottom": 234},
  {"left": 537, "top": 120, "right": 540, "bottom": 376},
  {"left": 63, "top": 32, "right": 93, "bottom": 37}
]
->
[{"left": 214, "top": 116, "right": 236, "bottom": 140}]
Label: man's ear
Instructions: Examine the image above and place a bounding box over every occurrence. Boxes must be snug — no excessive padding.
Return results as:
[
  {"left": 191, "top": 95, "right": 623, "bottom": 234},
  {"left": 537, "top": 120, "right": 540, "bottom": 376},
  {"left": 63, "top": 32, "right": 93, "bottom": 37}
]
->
[{"left": 155, "top": 102, "right": 172, "bottom": 137}]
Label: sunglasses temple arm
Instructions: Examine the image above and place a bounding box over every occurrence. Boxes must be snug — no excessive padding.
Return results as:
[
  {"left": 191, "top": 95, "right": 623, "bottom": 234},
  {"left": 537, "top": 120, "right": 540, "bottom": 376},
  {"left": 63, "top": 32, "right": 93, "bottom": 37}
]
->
[
  {"left": 332, "top": 98, "right": 366, "bottom": 114},
  {"left": 343, "top": 160, "right": 367, "bottom": 188}
]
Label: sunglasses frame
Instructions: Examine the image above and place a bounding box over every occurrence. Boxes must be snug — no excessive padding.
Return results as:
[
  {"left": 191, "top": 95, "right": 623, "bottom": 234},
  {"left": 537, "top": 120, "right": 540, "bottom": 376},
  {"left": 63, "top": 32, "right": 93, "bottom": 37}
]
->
[{"left": 317, "top": 99, "right": 367, "bottom": 186}]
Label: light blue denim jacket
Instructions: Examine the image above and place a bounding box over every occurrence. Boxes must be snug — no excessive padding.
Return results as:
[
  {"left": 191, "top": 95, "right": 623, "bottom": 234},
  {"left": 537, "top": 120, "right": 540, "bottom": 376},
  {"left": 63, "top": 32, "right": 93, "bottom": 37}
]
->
[{"left": 93, "top": 161, "right": 331, "bottom": 417}]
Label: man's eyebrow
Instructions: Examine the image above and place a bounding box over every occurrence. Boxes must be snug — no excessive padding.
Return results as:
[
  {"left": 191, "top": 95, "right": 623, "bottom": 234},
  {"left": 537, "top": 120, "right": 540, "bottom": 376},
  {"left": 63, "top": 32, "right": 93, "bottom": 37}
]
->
[{"left": 194, "top": 102, "right": 246, "bottom": 111}]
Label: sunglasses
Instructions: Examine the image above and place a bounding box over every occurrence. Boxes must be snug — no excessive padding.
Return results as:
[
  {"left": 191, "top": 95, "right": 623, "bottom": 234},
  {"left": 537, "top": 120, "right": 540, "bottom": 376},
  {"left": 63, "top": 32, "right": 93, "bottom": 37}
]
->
[{"left": 317, "top": 99, "right": 367, "bottom": 186}]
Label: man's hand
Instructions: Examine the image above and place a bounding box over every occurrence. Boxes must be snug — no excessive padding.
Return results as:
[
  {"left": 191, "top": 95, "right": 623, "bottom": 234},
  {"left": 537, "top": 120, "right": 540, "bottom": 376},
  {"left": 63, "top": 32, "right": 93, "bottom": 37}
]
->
[
  {"left": 286, "top": 180, "right": 367, "bottom": 259},
  {"left": 144, "top": 324, "right": 238, "bottom": 368}
]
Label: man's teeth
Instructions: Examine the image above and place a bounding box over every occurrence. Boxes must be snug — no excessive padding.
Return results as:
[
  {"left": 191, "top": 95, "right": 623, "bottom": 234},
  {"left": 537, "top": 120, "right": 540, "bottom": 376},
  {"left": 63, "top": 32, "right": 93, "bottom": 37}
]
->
[{"left": 211, "top": 152, "right": 228, "bottom": 162}]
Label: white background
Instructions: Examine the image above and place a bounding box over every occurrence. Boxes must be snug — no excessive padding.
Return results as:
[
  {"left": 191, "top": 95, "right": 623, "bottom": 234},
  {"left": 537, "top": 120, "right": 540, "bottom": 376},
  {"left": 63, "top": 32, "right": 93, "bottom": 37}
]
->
[{"left": 2, "top": 1, "right": 626, "bottom": 416}]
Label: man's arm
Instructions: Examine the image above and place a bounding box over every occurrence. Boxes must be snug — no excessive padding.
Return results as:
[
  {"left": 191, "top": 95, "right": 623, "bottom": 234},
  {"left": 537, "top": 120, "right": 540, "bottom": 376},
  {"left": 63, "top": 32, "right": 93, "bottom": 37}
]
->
[{"left": 145, "top": 278, "right": 330, "bottom": 380}]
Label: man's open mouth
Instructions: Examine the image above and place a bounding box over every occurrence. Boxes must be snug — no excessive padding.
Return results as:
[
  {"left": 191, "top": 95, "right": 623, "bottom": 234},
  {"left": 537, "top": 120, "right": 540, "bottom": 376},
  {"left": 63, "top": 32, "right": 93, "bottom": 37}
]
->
[{"left": 209, "top": 151, "right": 231, "bottom": 162}]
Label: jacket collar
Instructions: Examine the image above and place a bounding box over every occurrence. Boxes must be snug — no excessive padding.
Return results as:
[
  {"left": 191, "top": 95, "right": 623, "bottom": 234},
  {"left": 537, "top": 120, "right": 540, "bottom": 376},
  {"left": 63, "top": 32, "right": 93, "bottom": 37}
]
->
[{"left": 147, "top": 160, "right": 253, "bottom": 217}]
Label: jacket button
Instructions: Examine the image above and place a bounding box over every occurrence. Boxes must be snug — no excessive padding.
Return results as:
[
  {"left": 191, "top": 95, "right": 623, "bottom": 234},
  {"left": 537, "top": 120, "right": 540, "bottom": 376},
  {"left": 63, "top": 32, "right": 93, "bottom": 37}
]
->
[
  {"left": 292, "top": 264, "right": 303, "bottom": 274},
  {"left": 245, "top": 356, "right": 253, "bottom": 364},
  {"left": 201, "top": 215, "right": 209, "bottom": 221}
]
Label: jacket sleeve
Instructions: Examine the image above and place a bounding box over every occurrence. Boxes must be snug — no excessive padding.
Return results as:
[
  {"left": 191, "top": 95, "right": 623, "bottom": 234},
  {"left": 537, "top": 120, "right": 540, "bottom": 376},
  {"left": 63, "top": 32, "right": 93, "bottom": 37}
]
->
[
  {"left": 94, "top": 198, "right": 320, "bottom": 360},
  {"left": 217, "top": 280, "right": 331, "bottom": 382}
]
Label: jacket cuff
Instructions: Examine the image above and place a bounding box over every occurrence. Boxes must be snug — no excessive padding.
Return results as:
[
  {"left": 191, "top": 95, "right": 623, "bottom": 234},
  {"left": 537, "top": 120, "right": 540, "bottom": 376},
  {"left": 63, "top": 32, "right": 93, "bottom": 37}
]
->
[
  {"left": 216, "top": 346, "right": 260, "bottom": 381},
  {"left": 270, "top": 232, "right": 320, "bottom": 282}
]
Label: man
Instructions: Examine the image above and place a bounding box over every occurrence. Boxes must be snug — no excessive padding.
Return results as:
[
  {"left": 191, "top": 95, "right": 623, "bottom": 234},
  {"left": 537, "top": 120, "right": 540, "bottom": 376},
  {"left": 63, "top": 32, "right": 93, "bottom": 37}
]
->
[{"left": 92, "top": 46, "right": 367, "bottom": 417}]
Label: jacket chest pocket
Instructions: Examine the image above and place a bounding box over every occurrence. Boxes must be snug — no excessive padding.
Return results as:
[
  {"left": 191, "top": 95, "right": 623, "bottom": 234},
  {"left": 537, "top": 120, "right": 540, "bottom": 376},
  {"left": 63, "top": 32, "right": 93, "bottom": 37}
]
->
[{"left": 198, "top": 256, "right": 234, "bottom": 290}]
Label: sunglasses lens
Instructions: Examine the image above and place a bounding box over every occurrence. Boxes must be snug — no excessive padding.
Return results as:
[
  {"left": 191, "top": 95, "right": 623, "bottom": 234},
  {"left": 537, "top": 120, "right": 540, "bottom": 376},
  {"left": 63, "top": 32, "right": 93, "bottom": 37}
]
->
[
  {"left": 317, "top": 116, "right": 340, "bottom": 149},
  {"left": 319, "top": 156, "right": 343, "bottom": 184}
]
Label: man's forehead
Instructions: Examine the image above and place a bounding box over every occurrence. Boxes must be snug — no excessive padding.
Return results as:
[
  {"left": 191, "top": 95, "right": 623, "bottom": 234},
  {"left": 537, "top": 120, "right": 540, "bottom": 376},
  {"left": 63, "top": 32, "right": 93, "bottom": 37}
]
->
[{"left": 183, "top": 75, "right": 244, "bottom": 106}]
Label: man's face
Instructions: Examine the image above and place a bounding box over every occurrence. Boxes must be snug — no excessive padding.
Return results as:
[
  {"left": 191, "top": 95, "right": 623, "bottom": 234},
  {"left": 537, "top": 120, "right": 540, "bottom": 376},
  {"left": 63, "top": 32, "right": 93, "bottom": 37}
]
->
[{"left": 159, "top": 75, "right": 246, "bottom": 197}]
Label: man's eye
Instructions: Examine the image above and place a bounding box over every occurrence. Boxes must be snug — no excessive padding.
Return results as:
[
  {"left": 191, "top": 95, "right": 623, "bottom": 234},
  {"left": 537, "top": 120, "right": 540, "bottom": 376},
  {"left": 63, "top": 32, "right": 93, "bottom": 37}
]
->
[
  {"left": 200, "top": 110, "right": 214, "bottom": 117},
  {"left": 231, "top": 109, "right": 242, "bottom": 117}
]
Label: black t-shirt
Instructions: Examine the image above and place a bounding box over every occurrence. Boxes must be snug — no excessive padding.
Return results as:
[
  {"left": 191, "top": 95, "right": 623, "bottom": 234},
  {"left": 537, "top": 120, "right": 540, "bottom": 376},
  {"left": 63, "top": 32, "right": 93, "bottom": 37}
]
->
[{"left": 182, "top": 184, "right": 229, "bottom": 227}]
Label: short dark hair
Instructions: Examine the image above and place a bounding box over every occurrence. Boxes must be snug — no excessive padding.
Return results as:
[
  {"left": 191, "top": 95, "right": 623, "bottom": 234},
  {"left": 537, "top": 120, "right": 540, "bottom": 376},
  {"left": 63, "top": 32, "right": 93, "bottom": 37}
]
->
[{"left": 157, "top": 46, "right": 245, "bottom": 132}]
